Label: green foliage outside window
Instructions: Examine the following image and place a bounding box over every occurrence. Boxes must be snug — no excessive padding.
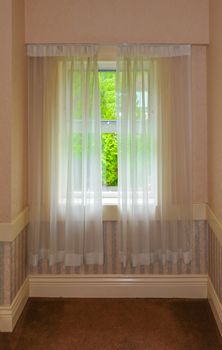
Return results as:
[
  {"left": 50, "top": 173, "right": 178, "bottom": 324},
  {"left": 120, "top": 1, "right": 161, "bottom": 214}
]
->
[
  {"left": 99, "top": 71, "right": 118, "bottom": 187},
  {"left": 71, "top": 70, "right": 148, "bottom": 188},
  {"left": 71, "top": 71, "right": 118, "bottom": 187},
  {"left": 99, "top": 71, "right": 116, "bottom": 121},
  {"left": 102, "top": 133, "right": 118, "bottom": 186}
]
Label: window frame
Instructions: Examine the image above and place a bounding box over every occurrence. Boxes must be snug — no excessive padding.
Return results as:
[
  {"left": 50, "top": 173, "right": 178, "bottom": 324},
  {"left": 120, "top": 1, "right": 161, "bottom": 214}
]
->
[
  {"left": 99, "top": 62, "right": 118, "bottom": 207},
  {"left": 58, "top": 60, "right": 157, "bottom": 220}
]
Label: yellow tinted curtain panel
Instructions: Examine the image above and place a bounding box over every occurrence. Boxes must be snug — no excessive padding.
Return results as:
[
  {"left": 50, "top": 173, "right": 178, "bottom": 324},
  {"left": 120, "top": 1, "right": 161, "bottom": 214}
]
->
[
  {"left": 117, "top": 45, "right": 192, "bottom": 267},
  {"left": 28, "top": 45, "right": 103, "bottom": 267}
]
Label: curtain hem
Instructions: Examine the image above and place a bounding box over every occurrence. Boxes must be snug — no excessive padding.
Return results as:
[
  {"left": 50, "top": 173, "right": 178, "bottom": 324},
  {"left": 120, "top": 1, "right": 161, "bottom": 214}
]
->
[
  {"left": 30, "top": 250, "right": 104, "bottom": 267},
  {"left": 120, "top": 249, "right": 192, "bottom": 268}
]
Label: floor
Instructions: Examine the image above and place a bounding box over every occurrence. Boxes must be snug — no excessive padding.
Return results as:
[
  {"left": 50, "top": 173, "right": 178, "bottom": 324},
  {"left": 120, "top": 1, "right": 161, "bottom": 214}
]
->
[{"left": 0, "top": 298, "right": 221, "bottom": 350}]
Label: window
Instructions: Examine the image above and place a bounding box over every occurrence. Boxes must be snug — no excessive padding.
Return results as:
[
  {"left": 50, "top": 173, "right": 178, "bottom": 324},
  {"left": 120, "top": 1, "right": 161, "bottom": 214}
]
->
[
  {"left": 57, "top": 59, "right": 155, "bottom": 208},
  {"left": 57, "top": 61, "right": 118, "bottom": 207},
  {"left": 99, "top": 64, "right": 118, "bottom": 204}
]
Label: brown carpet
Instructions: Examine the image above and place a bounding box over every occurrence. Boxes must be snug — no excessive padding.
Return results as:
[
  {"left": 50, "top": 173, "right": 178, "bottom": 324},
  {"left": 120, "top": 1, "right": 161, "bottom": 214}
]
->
[{"left": 0, "top": 298, "right": 221, "bottom": 350}]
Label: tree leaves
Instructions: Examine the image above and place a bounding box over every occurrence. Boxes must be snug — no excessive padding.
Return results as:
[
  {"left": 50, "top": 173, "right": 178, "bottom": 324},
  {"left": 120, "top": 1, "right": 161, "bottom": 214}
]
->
[
  {"left": 99, "top": 72, "right": 118, "bottom": 186},
  {"left": 102, "top": 133, "right": 118, "bottom": 186}
]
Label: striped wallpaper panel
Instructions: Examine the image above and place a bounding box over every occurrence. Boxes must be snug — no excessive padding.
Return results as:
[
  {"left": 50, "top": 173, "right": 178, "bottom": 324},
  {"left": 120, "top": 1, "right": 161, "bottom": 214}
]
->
[
  {"left": 209, "top": 225, "right": 222, "bottom": 303},
  {"left": 0, "top": 221, "right": 209, "bottom": 305},
  {"left": 0, "top": 228, "right": 28, "bottom": 305},
  {"left": 29, "top": 221, "right": 208, "bottom": 276}
]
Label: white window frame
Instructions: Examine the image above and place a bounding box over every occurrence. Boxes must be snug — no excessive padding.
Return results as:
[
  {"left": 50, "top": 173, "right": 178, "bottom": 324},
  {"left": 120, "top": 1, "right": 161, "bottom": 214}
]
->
[{"left": 99, "top": 61, "right": 118, "bottom": 208}]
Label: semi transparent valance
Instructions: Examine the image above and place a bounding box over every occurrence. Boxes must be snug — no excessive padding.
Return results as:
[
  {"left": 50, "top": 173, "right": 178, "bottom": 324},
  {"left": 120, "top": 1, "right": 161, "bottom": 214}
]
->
[
  {"left": 27, "top": 44, "right": 190, "bottom": 58},
  {"left": 27, "top": 44, "right": 98, "bottom": 57}
]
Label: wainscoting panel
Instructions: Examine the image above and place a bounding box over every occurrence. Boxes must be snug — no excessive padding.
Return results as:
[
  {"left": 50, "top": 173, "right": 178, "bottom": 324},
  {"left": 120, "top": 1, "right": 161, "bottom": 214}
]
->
[
  {"left": 0, "top": 228, "right": 28, "bottom": 305},
  {"left": 207, "top": 218, "right": 222, "bottom": 336},
  {"left": 0, "top": 221, "right": 208, "bottom": 305},
  {"left": 29, "top": 221, "right": 208, "bottom": 276}
]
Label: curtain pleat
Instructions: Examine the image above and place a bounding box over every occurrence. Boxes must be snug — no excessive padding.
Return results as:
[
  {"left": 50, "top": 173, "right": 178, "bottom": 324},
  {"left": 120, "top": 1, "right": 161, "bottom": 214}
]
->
[
  {"left": 28, "top": 45, "right": 103, "bottom": 267},
  {"left": 117, "top": 45, "right": 192, "bottom": 267}
]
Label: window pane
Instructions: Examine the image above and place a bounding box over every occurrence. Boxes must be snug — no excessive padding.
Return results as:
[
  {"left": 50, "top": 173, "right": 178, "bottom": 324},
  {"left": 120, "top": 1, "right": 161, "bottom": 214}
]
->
[
  {"left": 99, "top": 70, "right": 118, "bottom": 189},
  {"left": 99, "top": 71, "right": 116, "bottom": 120},
  {"left": 102, "top": 133, "right": 118, "bottom": 187}
]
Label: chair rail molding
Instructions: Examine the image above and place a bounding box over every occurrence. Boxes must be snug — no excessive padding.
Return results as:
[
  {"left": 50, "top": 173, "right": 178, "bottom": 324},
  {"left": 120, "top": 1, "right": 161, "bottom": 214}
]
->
[
  {"left": 0, "top": 207, "right": 29, "bottom": 242},
  {"left": 207, "top": 205, "right": 222, "bottom": 246},
  {"left": 0, "top": 204, "right": 207, "bottom": 241}
]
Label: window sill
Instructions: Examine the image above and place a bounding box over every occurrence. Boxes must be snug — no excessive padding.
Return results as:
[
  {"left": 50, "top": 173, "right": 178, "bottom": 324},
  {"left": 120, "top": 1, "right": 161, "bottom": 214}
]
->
[
  {"left": 54, "top": 202, "right": 206, "bottom": 223},
  {"left": 102, "top": 203, "right": 119, "bottom": 221}
]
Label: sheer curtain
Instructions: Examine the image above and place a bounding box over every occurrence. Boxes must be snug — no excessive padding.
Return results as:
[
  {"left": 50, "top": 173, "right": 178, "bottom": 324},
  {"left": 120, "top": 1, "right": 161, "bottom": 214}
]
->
[
  {"left": 117, "top": 45, "right": 192, "bottom": 267},
  {"left": 28, "top": 45, "right": 103, "bottom": 267}
]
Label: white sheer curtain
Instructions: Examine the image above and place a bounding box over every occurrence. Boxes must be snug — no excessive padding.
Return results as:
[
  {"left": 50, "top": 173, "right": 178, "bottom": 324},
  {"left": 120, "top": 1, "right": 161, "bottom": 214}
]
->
[
  {"left": 117, "top": 45, "right": 192, "bottom": 267},
  {"left": 28, "top": 44, "right": 103, "bottom": 267}
]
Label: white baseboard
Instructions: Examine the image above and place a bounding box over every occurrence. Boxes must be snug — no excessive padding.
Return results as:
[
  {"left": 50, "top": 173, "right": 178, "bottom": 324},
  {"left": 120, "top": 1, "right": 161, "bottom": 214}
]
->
[
  {"left": 29, "top": 274, "right": 208, "bottom": 299},
  {"left": 0, "top": 274, "right": 210, "bottom": 333},
  {"left": 208, "top": 279, "right": 222, "bottom": 336},
  {"left": 1, "top": 276, "right": 221, "bottom": 338},
  {"left": 0, "top": 278, "right": 29, "bottom": 332}
]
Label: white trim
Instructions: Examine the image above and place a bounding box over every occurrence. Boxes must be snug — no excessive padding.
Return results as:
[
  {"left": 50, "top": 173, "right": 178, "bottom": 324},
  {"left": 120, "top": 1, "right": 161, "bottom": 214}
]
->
[
  {"left": 0, "top": 207, "right": 29, "bottom": 242},
  {"left": 193, "top": 203, "right": 207, "bottom": 221},
  {"left": 207, "top": 205, "right": 222, "bottom": 246},
  {"left": 208, "top": 279, "right": 222, "bottom": 336},
  {"left": 103, "top": 204, "right": 119, "bottom": 221},
  {"left": 29, "top": 274, "right": 208, "bottom": 299},
  {"left": 0, "top": 204, "right": 207, "bottom": 239},
  {"left": 103, "top": 203, "right": 207, "bottom": 222},
  {"left": 98, "top": 60, "right": 116, "bottom": 70},
  {"left": 0, "top": 278, "right": 29, "bottom": 332}
]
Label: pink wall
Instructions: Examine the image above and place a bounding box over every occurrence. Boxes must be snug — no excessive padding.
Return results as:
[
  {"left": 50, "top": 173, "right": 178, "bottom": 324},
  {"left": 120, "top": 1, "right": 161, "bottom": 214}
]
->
[
  {"left": 0, "top": 0, "right": 27, "bottom": 222},
  {"left": 0, "top": 0, "right": 13, "bottom": 221},
  {"left": 192, "top": 46, "right": 208, "bottom": 203},
  {"left": 25, "top": 0, "right": 209, "bottom": 44},
  {"left": 11, "top": 0, "right": 27, "bottom": 218},
  {"left": 208, "top": 0, "right": 222, "bottom": 221}
]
